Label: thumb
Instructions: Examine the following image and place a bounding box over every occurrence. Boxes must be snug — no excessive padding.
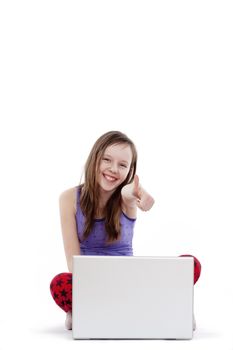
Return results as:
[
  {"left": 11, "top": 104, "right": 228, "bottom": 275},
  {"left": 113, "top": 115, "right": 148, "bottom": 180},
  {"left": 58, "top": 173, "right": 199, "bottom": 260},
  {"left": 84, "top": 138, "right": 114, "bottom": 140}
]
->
[{"left": 133, "top": 175, "right": 140, "bottom": 198}]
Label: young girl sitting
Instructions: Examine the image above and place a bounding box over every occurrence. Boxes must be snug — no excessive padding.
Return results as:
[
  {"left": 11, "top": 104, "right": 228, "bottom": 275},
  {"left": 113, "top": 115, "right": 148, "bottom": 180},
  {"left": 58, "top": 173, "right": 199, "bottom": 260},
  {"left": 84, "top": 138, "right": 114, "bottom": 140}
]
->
[{"left": 50, "top": 130, "right": 201, "bottom": 330}]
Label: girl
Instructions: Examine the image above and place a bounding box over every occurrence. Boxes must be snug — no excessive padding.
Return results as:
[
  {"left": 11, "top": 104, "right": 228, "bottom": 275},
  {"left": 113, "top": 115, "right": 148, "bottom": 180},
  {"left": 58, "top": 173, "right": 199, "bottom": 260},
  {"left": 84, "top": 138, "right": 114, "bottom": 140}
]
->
[{"left": 50, "top": 130, "right": 201, "bottom": 330}]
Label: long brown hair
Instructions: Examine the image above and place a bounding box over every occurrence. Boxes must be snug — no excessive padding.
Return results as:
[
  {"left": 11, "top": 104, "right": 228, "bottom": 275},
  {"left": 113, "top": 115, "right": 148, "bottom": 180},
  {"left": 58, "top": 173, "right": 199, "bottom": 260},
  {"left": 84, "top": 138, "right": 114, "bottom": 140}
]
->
[{"left": 80, "top": 131, "right": 137, "bottom": 243}]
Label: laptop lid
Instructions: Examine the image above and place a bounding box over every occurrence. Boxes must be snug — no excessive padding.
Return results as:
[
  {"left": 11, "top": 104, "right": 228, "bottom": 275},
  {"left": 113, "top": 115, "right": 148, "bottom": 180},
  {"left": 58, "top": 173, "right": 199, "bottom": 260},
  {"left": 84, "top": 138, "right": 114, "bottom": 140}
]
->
[{"left": 72, "top": 256, "right": 193, "bottom": 339}]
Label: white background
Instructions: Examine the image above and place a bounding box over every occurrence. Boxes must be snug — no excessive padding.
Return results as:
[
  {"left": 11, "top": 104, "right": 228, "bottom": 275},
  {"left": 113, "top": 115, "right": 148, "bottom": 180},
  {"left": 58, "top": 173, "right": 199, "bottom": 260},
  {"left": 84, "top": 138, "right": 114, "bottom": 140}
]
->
[{"left": 0, "top": 1, "right": 233, "bottom": 349}]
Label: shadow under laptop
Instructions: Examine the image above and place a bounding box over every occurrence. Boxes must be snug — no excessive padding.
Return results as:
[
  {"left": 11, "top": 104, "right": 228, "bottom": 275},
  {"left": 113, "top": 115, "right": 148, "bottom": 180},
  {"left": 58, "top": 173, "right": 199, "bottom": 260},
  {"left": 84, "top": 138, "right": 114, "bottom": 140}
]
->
[
  {"left": 192, "top": 328, "right": 223, "bottom": 340},
  {"left": 29, "top": 325, "right": 73, "bottom": 341},
  {"left": 29, "top": 326, "right": 223, "bottom": 345}
]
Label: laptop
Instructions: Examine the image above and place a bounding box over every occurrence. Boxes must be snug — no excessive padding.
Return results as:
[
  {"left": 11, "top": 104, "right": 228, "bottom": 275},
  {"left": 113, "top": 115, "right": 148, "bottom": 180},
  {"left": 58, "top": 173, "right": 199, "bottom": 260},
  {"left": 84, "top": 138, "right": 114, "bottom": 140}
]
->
[{"left": 72, "top": 256, "right": 194, "bottom": 340}]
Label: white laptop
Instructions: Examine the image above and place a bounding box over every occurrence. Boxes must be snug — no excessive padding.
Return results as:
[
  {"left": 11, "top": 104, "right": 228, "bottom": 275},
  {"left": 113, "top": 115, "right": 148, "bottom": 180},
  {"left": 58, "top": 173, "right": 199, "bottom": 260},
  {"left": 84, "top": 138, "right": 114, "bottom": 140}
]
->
[{"left": 72, "top": 256, "right": 194, "bottom": 340}]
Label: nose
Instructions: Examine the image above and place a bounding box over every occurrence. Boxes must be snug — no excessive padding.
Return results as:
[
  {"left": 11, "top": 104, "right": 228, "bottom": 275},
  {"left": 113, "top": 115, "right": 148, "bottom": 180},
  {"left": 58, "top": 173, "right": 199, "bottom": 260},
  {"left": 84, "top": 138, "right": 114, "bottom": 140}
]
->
[{"left": 109, "top": 162, "right": 118, "bottom": 173}]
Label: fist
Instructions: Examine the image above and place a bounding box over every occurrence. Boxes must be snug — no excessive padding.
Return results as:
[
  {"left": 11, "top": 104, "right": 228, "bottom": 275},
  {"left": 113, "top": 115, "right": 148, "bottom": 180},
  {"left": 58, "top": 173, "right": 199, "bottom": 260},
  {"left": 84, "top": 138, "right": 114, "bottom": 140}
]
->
[
  {"left": 122, "top": 175, "right": 155, "bottom": 211},
  {"left": 134, "top": 175, "right": 155, "bottom": 211}
]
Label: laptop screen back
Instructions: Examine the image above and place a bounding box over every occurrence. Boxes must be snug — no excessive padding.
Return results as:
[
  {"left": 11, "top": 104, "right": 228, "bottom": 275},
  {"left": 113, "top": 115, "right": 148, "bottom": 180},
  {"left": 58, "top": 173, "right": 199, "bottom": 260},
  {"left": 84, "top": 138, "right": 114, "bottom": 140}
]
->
[{"left": 72, "top": 256, "right": 193, "bottom": 339}]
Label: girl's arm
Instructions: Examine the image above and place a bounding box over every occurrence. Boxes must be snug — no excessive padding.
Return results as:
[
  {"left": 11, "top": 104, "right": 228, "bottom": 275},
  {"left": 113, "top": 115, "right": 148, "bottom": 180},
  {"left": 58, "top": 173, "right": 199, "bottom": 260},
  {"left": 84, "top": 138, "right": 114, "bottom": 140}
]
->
[
  {"left": 59, "top": 187, "right": 81, "bottom": 272},
  {"left": 121, "top": 175, "right": 155, "bottom": 218}
]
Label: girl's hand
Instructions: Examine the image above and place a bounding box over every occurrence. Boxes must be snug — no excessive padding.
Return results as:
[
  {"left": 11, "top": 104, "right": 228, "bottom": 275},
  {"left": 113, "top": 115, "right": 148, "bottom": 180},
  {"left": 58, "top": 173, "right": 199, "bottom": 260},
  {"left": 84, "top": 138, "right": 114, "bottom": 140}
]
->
[
  {"left": 121, "top": 175, "right": 155, "bottom": 211},
  {"left": 134, "top": 175, "right": 155, "bottom": 211}
]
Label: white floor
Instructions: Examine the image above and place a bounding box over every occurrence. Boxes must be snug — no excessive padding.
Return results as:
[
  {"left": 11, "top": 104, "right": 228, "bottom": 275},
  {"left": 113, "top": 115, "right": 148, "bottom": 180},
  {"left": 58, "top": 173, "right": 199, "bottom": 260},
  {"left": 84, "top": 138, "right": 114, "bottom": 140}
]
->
[
  {"left": 1, "top": 254, "right": 232, "bottom": 350},
  {"left": 2, "top": 286, "right": 233, "bottom": 350},
  {"left": 1, "top": 321, "right": 232, "bottom": 350}
]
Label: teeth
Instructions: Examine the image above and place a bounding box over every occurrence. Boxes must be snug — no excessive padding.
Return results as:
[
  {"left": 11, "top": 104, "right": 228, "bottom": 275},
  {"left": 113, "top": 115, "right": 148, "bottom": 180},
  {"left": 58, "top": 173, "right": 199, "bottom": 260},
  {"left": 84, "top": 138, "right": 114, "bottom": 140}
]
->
[{"left": 104, "top": 175, "right": 116, "bottom": 182}]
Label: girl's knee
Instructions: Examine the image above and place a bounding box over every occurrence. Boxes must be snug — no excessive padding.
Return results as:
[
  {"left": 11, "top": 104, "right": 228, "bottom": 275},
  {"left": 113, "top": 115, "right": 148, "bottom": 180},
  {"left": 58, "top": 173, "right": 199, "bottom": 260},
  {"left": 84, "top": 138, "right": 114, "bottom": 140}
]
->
[
  {"left": 50, "top": 272, "right": 73, "bottom": 312},
  {"left": 50, "top": 272, "right": 72, "bottom": 293},
  {"left": 179, "top": 254, "right": 201, "bottom": 284}
]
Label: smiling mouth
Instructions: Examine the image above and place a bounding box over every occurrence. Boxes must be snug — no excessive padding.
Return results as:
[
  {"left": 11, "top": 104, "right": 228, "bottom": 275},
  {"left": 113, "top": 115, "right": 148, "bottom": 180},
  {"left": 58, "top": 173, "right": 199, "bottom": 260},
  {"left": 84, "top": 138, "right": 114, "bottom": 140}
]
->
[{"left": 103, "top": 174, "right": 118, "bottom": 182}]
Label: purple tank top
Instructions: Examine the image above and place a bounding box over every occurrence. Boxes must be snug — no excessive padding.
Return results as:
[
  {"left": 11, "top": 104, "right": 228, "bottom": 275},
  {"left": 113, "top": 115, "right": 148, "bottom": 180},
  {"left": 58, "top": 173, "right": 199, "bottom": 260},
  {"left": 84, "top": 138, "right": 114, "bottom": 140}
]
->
[{"left": 75, "top": 187, "right": 136, "bottom": 256}]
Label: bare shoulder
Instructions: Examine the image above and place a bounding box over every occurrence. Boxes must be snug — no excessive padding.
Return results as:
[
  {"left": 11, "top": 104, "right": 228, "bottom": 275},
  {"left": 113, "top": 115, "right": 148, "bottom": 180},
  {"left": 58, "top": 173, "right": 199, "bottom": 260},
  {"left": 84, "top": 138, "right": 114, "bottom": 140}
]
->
[{"left": 59, "top": 186, "right": 78, "bottom": 213}]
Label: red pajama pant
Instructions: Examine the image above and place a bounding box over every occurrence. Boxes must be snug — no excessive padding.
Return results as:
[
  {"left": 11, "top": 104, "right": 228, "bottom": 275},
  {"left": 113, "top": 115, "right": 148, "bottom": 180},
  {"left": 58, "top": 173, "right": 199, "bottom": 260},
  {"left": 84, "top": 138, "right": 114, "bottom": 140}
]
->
[{"left": 50, "top": 254, "right": 201, "bottom": 313}]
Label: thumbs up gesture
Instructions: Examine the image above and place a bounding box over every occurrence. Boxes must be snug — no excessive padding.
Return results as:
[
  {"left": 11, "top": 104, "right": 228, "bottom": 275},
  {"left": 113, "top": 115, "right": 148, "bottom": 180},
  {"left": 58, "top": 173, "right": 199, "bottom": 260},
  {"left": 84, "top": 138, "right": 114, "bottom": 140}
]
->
[{"left": 121, "top": 175, "right": 155, "bottom": 211}]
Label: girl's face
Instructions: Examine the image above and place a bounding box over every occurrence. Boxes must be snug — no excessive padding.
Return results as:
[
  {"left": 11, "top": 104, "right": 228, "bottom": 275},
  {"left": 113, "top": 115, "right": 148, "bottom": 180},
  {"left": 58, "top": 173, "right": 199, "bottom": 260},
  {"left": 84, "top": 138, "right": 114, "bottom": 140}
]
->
[{"left": 98, "top": 143, "right": 132, "bottom": 194}]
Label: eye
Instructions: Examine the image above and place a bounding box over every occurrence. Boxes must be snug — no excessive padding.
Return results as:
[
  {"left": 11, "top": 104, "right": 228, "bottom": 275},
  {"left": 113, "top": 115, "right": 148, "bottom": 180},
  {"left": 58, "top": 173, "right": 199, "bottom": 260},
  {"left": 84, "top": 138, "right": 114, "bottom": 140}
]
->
[
  {"left": 103, "top": 157, "right": 110, "bottom": 162},
  {"left": 120, "top": 164, "right": 127, "bottom": 168}
]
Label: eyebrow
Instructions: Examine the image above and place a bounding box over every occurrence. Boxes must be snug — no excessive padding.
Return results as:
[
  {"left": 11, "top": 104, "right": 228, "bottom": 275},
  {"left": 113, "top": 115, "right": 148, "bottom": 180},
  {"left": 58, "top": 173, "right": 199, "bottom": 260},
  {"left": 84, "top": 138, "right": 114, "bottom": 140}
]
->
[{"left": 103, "top": 154, "right": 129, "bottom": 165}]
